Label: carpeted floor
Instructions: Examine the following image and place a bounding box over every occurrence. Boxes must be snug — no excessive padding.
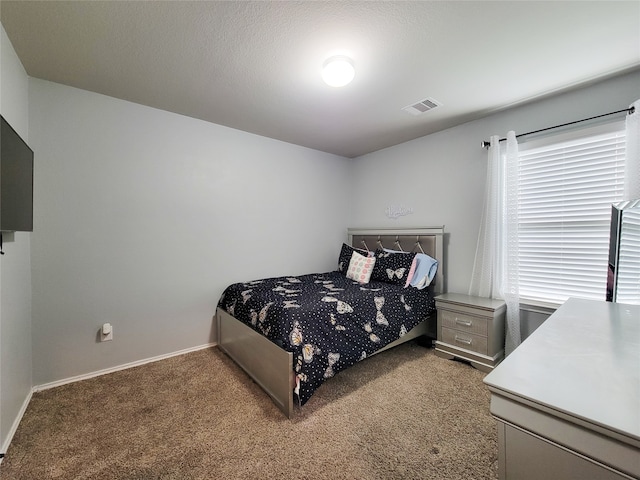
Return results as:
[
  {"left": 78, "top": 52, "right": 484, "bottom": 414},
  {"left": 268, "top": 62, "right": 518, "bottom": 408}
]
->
[{"left": 1, "top": 342, "right": 498, "bottom": 479}]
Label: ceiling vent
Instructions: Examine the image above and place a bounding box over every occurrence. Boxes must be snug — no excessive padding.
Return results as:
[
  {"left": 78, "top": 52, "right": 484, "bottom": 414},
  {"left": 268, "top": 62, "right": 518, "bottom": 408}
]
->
[{"left": 402, "top": 97, "right": 442, "bottom": 116}]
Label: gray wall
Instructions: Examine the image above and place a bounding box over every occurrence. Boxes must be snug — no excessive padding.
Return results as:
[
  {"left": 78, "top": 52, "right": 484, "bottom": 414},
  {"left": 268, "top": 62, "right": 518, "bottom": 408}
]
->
[
  {"left": 28, "top": 78, "right": 352, "bottom": 386},
  {"left": 0, "top": 25, "right": 33, "bottom": 452}
]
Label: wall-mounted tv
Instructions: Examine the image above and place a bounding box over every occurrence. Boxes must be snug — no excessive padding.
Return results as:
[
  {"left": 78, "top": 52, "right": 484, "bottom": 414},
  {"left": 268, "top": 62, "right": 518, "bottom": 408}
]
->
[{"left": 1, "top": 115, "right": 34, "bottom": 232}]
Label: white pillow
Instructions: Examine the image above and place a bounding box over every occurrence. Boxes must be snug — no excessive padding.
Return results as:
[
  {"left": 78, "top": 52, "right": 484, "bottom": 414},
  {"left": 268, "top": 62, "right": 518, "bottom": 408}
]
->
[{"left": 346, "top": 251, "right": 376, "bottom": 284}]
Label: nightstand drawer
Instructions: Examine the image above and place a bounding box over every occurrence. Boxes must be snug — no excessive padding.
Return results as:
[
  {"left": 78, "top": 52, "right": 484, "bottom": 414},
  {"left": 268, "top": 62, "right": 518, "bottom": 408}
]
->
[
  {"left": 439, "top": 310, "right": 488, "bottom": 336},
  {"left": 441, "top": 327, "right": 488, "bottom": 355}
]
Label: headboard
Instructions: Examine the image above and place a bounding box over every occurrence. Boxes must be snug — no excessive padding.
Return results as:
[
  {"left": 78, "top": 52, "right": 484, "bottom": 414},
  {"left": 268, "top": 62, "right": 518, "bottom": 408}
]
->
[{"left": 347, "top": 227, "right": 445, "bottom": 294}]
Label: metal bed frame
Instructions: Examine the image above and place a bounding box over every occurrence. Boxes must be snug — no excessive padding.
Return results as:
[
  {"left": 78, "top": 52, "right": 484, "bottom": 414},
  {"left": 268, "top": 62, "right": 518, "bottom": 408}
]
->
[{"left": 216, "top": 227, "right": 444, "bottom": 418}]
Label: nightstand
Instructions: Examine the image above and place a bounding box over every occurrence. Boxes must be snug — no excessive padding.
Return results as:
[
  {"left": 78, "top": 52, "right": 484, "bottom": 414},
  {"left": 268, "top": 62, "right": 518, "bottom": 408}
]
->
[{"left": 434, "top": 293, "right": 506, "bottom": 372}]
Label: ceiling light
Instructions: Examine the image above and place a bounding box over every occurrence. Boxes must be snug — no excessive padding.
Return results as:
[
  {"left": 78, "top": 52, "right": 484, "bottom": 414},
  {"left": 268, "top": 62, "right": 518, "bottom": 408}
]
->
[{"left": 322, "top": 56, "right": 355, "bottom": 87}]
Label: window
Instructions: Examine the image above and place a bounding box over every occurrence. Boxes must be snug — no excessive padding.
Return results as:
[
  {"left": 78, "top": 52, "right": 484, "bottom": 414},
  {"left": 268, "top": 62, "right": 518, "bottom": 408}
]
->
[{"left": 516, "top": 122, "right": 626, "bottom": 305}]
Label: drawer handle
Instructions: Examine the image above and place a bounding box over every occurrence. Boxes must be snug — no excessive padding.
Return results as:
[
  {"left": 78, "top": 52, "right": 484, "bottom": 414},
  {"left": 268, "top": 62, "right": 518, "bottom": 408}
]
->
[
  {"left": 455, "top": 317, "right": 472, "bottom": 327},
  {"left": 454, "top": 335, "right": 472, "bottom": 345}
]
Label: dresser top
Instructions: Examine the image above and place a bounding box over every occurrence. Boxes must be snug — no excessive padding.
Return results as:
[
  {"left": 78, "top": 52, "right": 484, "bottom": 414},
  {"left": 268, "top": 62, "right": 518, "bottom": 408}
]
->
[
  {"left": 484, "top": 298, "right": 640, "bottom": 443},
  {"left": 435, "top": 293, "right": 506, "bottom": 312}
]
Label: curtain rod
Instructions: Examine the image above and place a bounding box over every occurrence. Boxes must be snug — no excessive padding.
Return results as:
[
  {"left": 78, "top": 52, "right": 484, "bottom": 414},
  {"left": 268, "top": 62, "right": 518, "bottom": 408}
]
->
[{"left": 480, "top": 106, "right": 635, "bottom": 149}]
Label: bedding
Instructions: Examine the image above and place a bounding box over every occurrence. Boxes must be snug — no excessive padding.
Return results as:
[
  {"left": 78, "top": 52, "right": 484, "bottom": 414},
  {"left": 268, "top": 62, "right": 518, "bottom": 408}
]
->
[{"left": 217, "top": 270, "right": 435, "bottom": 406}]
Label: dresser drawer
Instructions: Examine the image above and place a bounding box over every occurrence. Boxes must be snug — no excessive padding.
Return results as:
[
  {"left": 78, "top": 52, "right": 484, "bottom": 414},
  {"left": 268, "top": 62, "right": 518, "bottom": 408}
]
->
[
  {"left": 441, "top": 327, "right": 488, "bottom": 355},
  {"left": 439, "top": 310, "right": 489, "bottom": 336}
]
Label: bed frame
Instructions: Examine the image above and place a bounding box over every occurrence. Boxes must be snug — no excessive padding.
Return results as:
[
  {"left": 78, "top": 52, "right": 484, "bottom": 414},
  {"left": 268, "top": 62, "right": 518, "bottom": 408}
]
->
[{"left": 215, "top": 227, "right": 445, "bottom": 418}]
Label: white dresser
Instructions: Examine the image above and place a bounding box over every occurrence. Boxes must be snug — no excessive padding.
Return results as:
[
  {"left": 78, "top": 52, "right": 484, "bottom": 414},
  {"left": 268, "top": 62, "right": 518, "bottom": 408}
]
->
[{"left": 484, "top": 298, "right": 640, "bottom": 480}]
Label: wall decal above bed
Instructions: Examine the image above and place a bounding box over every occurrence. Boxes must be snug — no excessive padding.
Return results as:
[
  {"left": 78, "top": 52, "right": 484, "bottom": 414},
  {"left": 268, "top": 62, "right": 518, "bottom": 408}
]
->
[{"left": 385, "top": 204, "right": 414, "bottom": 219}]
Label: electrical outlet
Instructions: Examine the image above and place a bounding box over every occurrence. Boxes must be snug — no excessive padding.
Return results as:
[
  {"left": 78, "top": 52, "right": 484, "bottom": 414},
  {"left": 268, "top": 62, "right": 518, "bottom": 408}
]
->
[{"left": 101, "top": 323, "right": 113, "bottom": 342}]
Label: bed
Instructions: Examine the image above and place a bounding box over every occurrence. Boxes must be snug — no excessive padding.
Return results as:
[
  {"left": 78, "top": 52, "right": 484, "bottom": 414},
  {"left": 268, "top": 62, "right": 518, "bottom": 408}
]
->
[{"left": 215, "top": 227, "right": 444, "bottom": 417}]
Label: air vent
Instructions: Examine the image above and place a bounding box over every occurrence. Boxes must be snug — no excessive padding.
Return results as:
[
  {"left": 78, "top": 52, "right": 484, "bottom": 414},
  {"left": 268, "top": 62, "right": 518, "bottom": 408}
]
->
[{"left": 402, "top": 97, "right": 442, "bottom": 116}]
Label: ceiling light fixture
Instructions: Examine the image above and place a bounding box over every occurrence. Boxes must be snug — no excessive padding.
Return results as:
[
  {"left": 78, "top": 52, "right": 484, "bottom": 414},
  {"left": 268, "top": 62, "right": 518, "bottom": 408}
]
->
[{"left": 322, "top": 56, "right": 355, "bottom": 87}]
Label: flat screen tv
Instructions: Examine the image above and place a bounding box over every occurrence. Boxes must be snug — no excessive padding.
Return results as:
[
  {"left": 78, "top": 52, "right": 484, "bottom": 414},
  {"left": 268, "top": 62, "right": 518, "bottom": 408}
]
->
[{"left": 1, "top": 115, "right": 34, "bottom": 232}]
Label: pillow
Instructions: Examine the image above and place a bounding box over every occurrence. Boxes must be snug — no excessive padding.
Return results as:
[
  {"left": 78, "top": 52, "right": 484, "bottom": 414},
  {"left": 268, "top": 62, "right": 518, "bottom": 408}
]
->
[
  {"left": 405, "top": 256, "right": 418, "bottom": 288},
  {"left": 337, "top": 243, "right": 369, "bottom": 273},
  {"left": 410, "top": 253, "right": 439, "bottom": 289},
  {"left": 371, "top": 249, "right": 416, "bottom": 286},
  {"left": 383, "top": 248, "right": 417, "bottom": 287},
  {"left": 346, "top": 251, "right": 376, "bottom": 284}
]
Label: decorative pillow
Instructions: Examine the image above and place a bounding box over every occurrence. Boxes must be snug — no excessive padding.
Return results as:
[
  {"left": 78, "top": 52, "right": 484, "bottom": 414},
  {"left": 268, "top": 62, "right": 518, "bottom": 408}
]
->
[
  {"left": 337, "top": 243, "right": 369, "bottom": 273},
  {"left": 410, "top": 254, "right": 439, "bottom": 289},
  {"left": 371, "top": 249, "right": 416, "bottom": 286},
  {"left": 346, "top": 251, "right": 376, "bottom": 284},
  {"left": 383, "top": 248, "right": 417, "bottom": 287},
  {"left": 405, "top": 256, "right": 418, "bottom": 288}
]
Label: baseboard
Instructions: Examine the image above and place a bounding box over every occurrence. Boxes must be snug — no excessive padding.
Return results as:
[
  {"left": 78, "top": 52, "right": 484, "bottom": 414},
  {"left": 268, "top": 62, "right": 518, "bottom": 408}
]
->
[
  {"left": 1, "top": 387, "right": 34, "bottom": 462},
  {"left": 34, "top": 342, "right": 217, "bottom": 393}
]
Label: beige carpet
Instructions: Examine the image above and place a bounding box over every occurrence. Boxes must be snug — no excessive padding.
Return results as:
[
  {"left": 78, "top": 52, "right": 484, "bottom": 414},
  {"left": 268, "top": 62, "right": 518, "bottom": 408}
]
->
[{"left": 2, "top": 342, "right": 498, "bottom": 479}]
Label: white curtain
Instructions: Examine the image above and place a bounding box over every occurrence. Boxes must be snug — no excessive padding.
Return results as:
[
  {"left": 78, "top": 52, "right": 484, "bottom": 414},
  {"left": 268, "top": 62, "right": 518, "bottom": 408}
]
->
[
  {"left": 469, "top": 131, "right": 521, "bottom": 356},
  {"left": 625, "top": 99, "right": 640, "bottom": 201}
]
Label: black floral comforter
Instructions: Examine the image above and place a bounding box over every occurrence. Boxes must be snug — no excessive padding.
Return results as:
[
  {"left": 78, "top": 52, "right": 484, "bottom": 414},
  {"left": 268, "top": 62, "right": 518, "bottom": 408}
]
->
[{"left": 217, "top": 271, "right": 435, "bottom": 406}]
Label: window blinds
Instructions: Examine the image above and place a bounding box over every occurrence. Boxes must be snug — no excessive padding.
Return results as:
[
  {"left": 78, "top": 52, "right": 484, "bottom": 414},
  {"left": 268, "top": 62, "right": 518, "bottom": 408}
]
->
[{"left": 517, "top": 124, "right": 626, "bottom": 304}]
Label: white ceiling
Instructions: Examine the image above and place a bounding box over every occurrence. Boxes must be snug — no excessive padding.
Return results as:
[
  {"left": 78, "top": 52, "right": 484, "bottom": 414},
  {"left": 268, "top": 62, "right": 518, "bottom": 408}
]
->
[{"left": 2, "top": 1, "right": 639, "bottom": 158}]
